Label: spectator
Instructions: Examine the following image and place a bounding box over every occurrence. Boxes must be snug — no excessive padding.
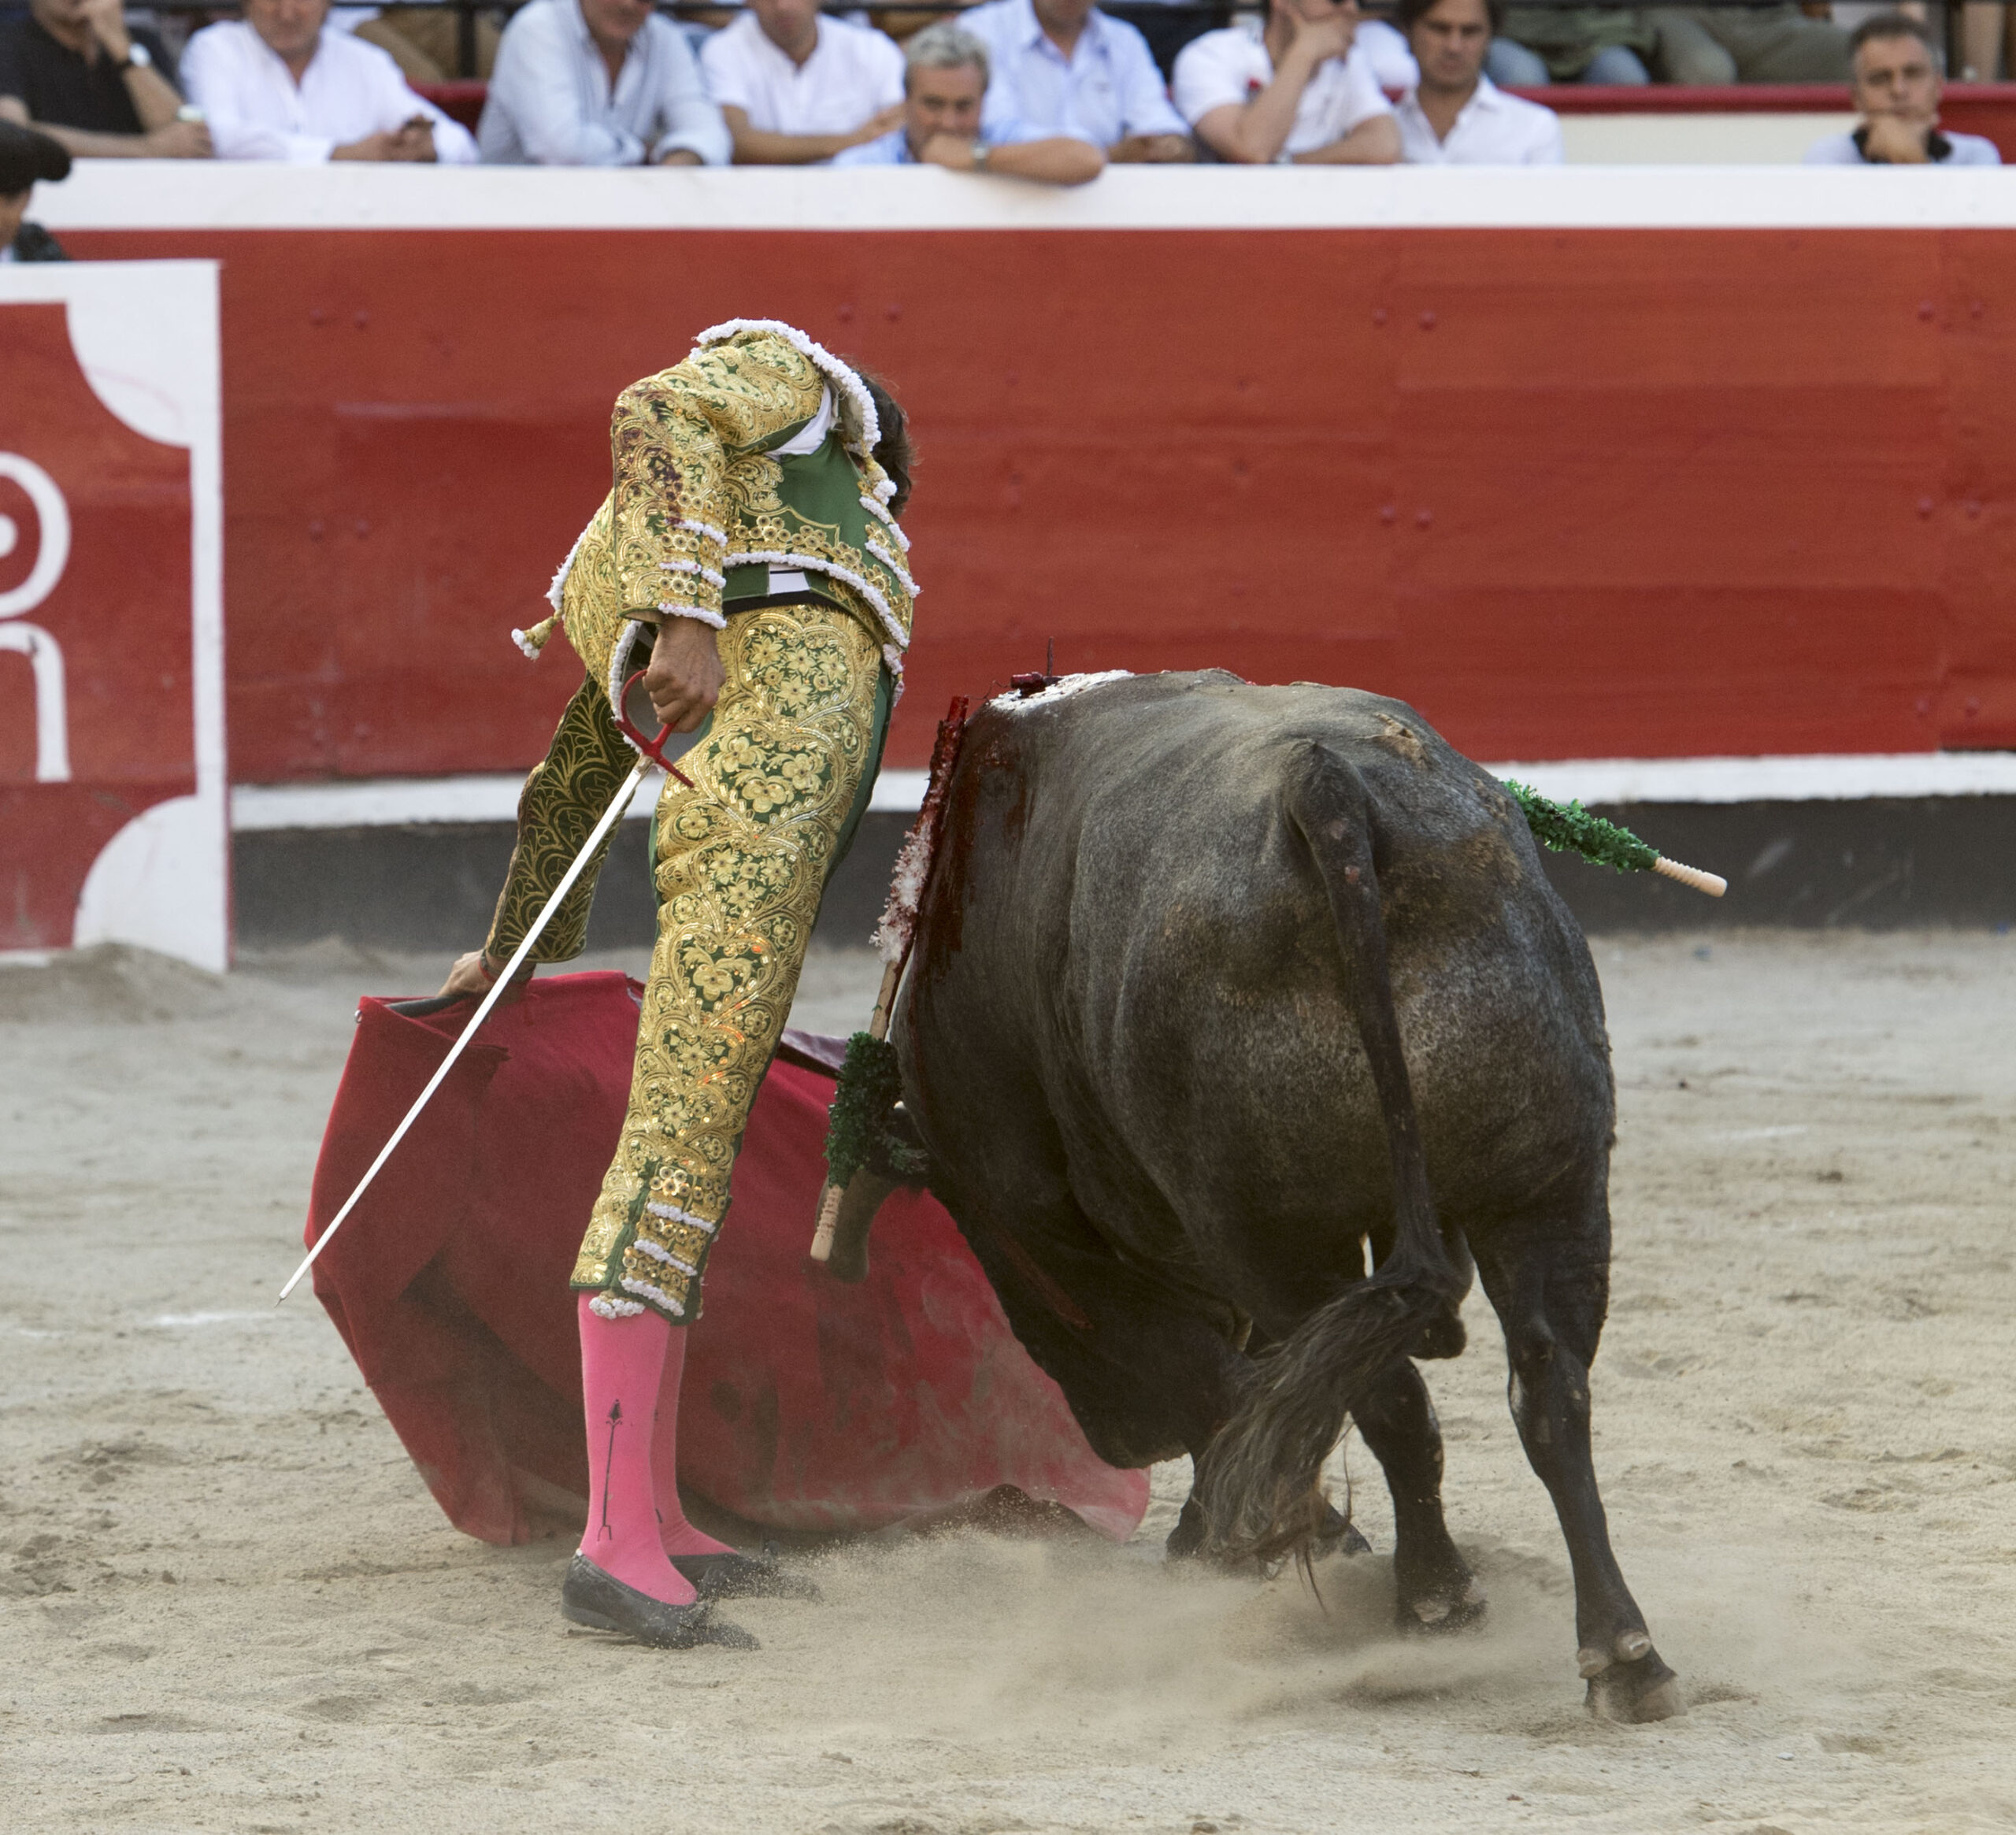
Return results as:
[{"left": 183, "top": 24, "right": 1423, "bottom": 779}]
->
[
  {"left": 700, "top": 0, "right": 903, "bottom": 165},
  {"left": 1805, "top": 13, "right": 1999, "bottom": 164},
  {"left": 0, "top": 119, "right": 69, "bottom": 261},
  {"left": 478, "top": 0, "right": 728, "bottom": 166},
  {"left": 1395, "top": 0, "right": 1562, "bottom": 162},
  {"left": 1642, "top": 1, "right": 1849, "bottom": 83},
  {"left": 1355, "top": 16, "right": 1424, "bottom": 87},
  {"left": 183, "top": 0, "right": 478, "bottom": 163},
  {"left": 957, "top": 0, "right": 1194, "bottom": 161},
  {"left": 834, "top": 19, "right": 1104, "bottom": 180},
  {"left": 0, "top": 0, "right": 211, "bottom": 158},
  {"left": 1173, "top": 0, "right": 1399, "bottom": 165},
  {"left": 1488, "top": 6, "right": 1652, "bottom": 85}
]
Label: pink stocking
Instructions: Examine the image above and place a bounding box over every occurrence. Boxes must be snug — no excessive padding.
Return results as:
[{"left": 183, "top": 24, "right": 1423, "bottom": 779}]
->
[
  {"left": 576, "top": 1296, "right": 696, "bottom": 1605},
  {"left": 652, "top": 1323, "right": 735, "bottom": 1559}
]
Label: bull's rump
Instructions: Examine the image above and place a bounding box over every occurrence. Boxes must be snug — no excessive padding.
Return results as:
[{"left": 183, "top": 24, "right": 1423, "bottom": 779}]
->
[{"left": 902, "top": 673, "right": 1613, "bottom": 1329}]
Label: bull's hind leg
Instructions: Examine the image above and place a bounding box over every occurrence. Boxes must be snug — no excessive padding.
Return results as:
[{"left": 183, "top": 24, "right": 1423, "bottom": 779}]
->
[
  {"left": 1352, "top": 1360, "right": 1485, "bottom": 1633},
  {"left": 1476, "top": 1223, "right": 1683, "bottom": 1723}
]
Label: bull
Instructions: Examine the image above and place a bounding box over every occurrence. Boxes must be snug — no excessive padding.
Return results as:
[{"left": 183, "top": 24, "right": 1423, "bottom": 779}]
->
[{"left": 837, "top": 669, "right": 1681, "bottom": 1722}]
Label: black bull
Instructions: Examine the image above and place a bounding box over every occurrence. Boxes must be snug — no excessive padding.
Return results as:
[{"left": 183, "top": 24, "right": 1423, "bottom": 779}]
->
[{"left": 849, "top": 670, "right": 1681, "bottom": 1723}]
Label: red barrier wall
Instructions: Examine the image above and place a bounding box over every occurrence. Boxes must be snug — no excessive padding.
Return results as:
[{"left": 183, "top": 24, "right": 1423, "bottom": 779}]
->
[{"left": 60, "top": 224, "right": 2016, "bottom": 774}]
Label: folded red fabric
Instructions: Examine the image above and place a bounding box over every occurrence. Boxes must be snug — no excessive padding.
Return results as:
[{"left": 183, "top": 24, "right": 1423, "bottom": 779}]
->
[{"left": 305, "top": 970, "right": 1147, "bottom": 1546}]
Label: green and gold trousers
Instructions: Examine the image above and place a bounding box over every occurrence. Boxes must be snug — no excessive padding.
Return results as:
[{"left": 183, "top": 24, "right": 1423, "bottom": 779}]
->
[{"left": 488, "top": 596, "right": 891, "bottom": 1325}]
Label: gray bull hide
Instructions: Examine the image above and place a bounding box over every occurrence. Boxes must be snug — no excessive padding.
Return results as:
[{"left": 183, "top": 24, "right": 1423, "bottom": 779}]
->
[{"left": 858, "top": 669, "right": 1680, "bottom": 1722}]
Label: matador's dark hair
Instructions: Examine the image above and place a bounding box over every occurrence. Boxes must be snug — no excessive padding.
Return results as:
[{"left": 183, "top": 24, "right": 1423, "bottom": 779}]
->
[{"left": 855, "top": 369, "right": 914, "bottom": 520}]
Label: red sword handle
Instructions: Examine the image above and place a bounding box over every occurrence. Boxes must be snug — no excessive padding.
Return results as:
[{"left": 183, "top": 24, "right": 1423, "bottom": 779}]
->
[{"left": 617, "top": 669, "right": 696, "bottom": 788}]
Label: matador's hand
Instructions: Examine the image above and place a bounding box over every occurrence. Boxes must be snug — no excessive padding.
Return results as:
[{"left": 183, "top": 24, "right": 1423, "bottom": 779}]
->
[
  {"left": 437, "top": 949, "right": 529, "bottom": 1002},
  {"left": 645, "top": 617, "right": 724, "bottom": 733}
]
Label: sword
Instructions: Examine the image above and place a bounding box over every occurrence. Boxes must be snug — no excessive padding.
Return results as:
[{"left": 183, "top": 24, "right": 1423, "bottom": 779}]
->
[{"left": 279, "top": 670, "right": 692, "bottom": 1303}]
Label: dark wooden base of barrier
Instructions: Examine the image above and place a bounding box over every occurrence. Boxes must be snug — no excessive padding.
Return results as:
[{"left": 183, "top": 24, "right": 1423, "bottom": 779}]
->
[{"left": 234, "top": 797, "right": 2016, "bottom": 955}]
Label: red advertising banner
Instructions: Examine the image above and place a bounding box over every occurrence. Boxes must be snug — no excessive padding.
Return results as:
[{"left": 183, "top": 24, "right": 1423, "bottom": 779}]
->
[{"left": 0, "top": 263, "right": 226, "bottom": 969}]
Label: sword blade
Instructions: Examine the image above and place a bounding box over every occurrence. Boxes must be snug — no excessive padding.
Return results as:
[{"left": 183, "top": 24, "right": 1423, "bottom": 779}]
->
[{"left": 278, "top": 756, "right": 650, "bottom": 1303}]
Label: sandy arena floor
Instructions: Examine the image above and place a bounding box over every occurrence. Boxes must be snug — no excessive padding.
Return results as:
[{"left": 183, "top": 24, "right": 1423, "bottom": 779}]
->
[{"left": 2, "top": 930, "right": 2013, "bottom": 1834}]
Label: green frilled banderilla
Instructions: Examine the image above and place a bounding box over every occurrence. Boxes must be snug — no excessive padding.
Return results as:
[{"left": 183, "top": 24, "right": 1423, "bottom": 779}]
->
[
  {"left": 821, "top": 1032, "right": 931, "bottom": 1192},
  {"left": 1503, "top": 781, "right": 1658, "bottom": 873},
  {"left": 1503, "top": 781, "right": 1727, "bottom": 896}
]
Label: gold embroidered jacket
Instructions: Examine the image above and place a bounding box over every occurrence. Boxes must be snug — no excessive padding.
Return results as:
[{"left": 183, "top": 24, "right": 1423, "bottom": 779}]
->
[
  {"left": 526, "top": 318, "right": 915, "bottom": 733},
  {"left": 485, "top": 321, "right": 914, "bottom": 966}
]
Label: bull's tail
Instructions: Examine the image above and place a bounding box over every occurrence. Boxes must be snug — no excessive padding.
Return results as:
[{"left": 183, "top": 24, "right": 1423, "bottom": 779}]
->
[{"left": 1197, "top": 743, "right": 1466, "bottom": 1566}]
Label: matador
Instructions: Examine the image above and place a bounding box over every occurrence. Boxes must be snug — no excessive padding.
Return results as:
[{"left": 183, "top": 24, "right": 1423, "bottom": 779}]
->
[{"left": 438, "top": 320, "right": 917, "bottom": 1648}]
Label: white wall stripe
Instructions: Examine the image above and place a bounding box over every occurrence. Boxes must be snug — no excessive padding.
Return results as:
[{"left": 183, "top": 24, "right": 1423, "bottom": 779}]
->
[
  {"left": 37, "top": 163, "right": 2016, "bottom": 235},
  {"left": 229, "top": 753, "right": 2016, "bottom": 832}
]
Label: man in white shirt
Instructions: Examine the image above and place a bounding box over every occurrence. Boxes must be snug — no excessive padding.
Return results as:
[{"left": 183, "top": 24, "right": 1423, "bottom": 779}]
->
[
  {"left": 1805, "top": 13, "right": 2001, "bottom": 166},
  {"left": 700, "top": 0, "right": 902, "bottom": 164},
  {"left": 183, "top": 0, "right": 476, "bottom": 163},
  {"left": 958, "top": 0, "right": 1192, "bottom": 161},
  {"left": 1173, "top": 0, "right": 1398, "bottom": 165},
  {"left": 1393, "top": 0, "right": 1561, "bottom": 165},
  {"left": 479, "top": 0, "right": 728, "bottom": 166},
  {"left": 833, "top": 19, "right": 1103, "bottom": 181}
]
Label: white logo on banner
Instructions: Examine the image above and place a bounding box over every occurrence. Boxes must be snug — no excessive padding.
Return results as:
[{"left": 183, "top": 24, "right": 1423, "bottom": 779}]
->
[{"left": 0, "top": 453, "right": 72, "bottom": 782}]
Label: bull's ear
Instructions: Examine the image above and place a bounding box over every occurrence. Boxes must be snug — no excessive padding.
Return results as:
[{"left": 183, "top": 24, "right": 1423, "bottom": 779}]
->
[{"left": 824, "top": 1170, "right": 900, "bottom": 1285}]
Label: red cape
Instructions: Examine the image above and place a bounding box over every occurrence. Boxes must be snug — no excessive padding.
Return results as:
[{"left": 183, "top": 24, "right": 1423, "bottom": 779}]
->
[{"left": 303, "top": 971, "right": 1147, "bottom": 1545}]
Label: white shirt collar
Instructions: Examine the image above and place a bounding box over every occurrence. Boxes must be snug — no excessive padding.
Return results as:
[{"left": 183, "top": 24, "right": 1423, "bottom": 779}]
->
[
  {"left": 1013, "top": 0, "right": 1109, "bottom": 57},
  {"left": 1403, "top": 72, "right": 1505, "bottom": 121}
]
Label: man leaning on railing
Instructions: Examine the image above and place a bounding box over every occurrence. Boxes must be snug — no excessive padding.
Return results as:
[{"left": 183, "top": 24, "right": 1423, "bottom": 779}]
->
[
  {"left": 0, "top": 0, "right": 211, "bottom": 158},
  {"left": 182, "top": 0, "right": 479, "bottom": 162},
  {"left": 700, "top": 0, "right": 905, "bottom": 163},
  {"left": 833, "top": 18, "right": 1104, "bottom": 180},
  {"left": 958, "top": 0, "right": 1195, "bottom": 161},
  {"left": 478, "top": 0, "right": 730, "bottom": 164},
  {"left": 1805, "top": 11, "right": 1999, "bottom": 165},
  {"left": 1172, "top": 0, "right": 1400, "bottom": 164}
]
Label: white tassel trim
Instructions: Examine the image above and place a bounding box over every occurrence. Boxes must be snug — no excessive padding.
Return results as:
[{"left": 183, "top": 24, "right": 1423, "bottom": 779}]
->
[
  {"left": 658, "top": 601, "right": 727, "bottom": 629},
  {"left": 617, "top": 1274, "right": 689, "bottom": 1319},
  {"left": 511, "top": 628, "right": 542, "bottom": 660},
  {"left": 859, "top": 495, "right": 910, "bottom": 551},
  {"left": 628, "top": 1236, "right": 701, "bottom": 1279},
  {"left": 873, "top": 477, "right": 896, "bottom": 503},
  {"left": 673, "top": 517, "right": 728, "bottom": 547},
  {"left": 693, "top": 319, "right": 880, "bottom": 459},
  {"left": 658, "top": 558, "right": 727, "bottom": 588},
  {"left": 864, "top": 538, "right": 917, "bottom": 597},
  {"left": 547, "top": 521, "right": 591, "bottom": 613},
  {"left": 588, "top": 1293, "right": 647, "bottom": 1319},
  {"left": 728, "top": 549, "right": 909, "bottom": 654},
  {"left": 646, "top": 1200, "right": 719, "bottom": 1234},
  {"left": 606, "top": 620, "right": 654, "bottom": 757}
]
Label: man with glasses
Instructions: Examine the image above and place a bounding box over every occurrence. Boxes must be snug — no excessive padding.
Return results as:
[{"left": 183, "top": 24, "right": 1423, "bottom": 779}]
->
[{"left": 1805, "top": 13, "right": 1999, "bottom": 165}]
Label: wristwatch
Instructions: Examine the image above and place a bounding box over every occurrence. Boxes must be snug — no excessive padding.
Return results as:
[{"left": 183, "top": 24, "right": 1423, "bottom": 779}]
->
[
  {"left": 117, "top": 40, "right": 152, "bottom": 70},
  {"left": 969, "top": 139, "right": 989, "bottom": 171}
]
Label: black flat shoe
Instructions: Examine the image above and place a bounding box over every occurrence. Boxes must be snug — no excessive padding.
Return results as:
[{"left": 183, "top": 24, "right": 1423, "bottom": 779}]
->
[
  {"left": 670, "top": 1546, "right": 821, "bottom": 1602},
  {"left": 561, "top": 1555, "right": 759, "bottom": 1649}
]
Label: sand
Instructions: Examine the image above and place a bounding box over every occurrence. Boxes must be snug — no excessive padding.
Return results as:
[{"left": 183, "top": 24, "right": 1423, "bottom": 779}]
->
[{"left": 2, "top": 930, "right": 2014, "bottom": 1835}]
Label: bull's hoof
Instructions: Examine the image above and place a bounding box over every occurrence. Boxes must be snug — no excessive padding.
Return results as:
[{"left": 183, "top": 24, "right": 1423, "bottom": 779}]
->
[
  {"left": 1313, "top": 1500, "right": 1371, "bottom": 1559},
  {"left": 1399, "top": 1578, "right": 1488, "bottom": 1636},
  {"left": 1407, "top": 1311, "right": 1467, "bottom": 1361},
  {"left": 1582, "top": 1640, "right": 1686, "bottom": 1723},
  {"left": 1166, "top": 1497, "right": 1207, "bottom": 1561}
]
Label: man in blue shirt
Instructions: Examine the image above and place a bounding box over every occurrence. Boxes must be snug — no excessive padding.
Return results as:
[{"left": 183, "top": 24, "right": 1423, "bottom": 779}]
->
[
  {"left": 836, "top": 18, "right": 1104, "bottom": 180},
  {"left": 957, "top": 0, "right": 1193, "bottom": 161}
]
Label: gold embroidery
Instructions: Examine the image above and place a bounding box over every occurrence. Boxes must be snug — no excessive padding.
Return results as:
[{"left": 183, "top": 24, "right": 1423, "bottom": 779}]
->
[
  {"left": 484, "top": 676, "right": 634, "bottom": 963},
  {"left": 554, "top": 330, "right": 912, "bottom": 718},
  {"left": 569, "top": 601, "right": 885, "bottom": 1322}
]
